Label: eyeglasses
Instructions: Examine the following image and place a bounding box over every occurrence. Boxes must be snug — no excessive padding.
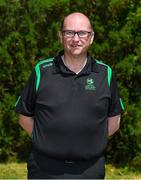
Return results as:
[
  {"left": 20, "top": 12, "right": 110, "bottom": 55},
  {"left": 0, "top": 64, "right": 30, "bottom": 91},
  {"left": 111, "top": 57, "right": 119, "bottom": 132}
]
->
[{"left": 62, "top": 30, "right": 94, "bottom": 38}]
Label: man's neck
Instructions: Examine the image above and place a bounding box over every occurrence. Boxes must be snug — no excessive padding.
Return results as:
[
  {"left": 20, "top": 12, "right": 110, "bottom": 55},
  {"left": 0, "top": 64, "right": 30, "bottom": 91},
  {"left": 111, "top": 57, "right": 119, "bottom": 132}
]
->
[{"left": 62, "top": 53, "right": 87, "bottom": 74}]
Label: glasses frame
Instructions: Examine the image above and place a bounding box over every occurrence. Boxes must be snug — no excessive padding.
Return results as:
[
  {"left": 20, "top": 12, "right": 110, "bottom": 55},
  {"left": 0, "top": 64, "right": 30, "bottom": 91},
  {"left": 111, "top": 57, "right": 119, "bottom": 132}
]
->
[{"left": 62, "top": 30, "right": 94, "bottom": 38}]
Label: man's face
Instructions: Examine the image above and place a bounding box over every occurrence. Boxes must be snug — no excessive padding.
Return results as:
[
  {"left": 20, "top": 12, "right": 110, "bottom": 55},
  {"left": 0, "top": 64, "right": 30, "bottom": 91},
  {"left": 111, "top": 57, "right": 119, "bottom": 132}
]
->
[{"left": 59, "top": 14, "right": 94, "bottom": 57}]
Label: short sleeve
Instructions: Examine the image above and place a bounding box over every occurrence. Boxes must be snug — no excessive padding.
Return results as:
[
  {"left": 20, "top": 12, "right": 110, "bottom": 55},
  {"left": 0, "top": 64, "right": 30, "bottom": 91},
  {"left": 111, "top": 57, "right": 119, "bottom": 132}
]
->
[
  {"left": 15, "top": 69, "right": 36, "bottom": 117},
  {"left": 108, "top": 73, "right": 124, "bottom": 117}
]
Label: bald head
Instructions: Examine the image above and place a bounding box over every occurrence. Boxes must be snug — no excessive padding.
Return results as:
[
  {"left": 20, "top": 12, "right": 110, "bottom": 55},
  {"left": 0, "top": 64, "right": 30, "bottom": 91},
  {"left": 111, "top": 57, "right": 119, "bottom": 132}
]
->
[
  {"left": 59, "top": 12, "right": 94, "bottom": 59},
  {"left": 61, "top": 12, "right": 93, "bottom": 31}
]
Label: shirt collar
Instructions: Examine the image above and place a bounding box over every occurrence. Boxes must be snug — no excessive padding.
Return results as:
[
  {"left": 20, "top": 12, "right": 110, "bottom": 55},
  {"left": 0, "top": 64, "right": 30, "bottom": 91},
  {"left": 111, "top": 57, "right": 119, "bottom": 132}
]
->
[{"left": 53, "top": 51, "right": 100, "bottom": 75}]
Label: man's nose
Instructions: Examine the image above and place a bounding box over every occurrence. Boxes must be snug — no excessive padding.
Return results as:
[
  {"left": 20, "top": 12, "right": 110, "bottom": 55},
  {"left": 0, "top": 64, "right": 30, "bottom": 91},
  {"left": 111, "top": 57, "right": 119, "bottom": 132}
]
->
[{"left": 73, "top": 33, "right": 80, "bottom": 41}]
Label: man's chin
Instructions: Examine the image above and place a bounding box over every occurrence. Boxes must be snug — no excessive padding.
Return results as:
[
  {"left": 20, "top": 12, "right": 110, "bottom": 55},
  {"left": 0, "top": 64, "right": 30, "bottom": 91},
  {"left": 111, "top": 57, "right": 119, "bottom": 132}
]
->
[{"left": 70, "top": 50, "right": 82, "bottom": 56}]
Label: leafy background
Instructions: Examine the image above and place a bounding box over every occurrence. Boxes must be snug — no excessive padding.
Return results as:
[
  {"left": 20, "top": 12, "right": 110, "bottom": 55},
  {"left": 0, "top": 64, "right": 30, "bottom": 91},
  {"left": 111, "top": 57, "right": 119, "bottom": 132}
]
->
[{"left": 0, "top": 0, "right": 141, "bottom": 167}]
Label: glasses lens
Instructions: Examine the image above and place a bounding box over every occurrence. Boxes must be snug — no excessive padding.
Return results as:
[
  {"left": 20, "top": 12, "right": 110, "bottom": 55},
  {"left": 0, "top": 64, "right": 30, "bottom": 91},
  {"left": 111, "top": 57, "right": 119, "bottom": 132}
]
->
[
  {"left": 78, "top": 31, "right": 89, "bottom": 37},
  {"left": 63, "top": 30, "right": 74, "bottom": 37}
]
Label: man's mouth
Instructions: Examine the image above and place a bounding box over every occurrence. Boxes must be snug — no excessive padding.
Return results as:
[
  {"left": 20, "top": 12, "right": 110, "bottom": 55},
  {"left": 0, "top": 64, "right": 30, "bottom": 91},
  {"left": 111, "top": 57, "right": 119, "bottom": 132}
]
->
[{"left": 71, "top": 44, "right": 81, "bottom": 48}]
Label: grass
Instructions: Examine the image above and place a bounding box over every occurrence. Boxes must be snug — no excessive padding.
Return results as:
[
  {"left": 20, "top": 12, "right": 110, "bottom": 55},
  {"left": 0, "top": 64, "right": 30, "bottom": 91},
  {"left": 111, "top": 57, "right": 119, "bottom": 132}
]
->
[
  {"left": 106, "top": 164, "right": 141, "bottom": 179},
  {"left": 0, "top": 163, "right": 27, "bottom": 179},
  {"left": 0, "top": 163, "right": 141, "bottom": 179}
]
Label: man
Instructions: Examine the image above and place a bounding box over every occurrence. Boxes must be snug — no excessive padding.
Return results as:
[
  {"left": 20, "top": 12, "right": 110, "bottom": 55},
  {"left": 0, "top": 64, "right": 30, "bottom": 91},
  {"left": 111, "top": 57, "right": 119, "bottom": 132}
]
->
[{"left": 15, "top": 12, "right": 124, "bottom": 179}]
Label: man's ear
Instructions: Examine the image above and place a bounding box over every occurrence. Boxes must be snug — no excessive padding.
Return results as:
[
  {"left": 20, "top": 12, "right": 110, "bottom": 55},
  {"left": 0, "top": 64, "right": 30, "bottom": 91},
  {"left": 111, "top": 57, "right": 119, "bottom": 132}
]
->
[
  {"left": 90, "top": 32, "right": 94, "bottom": 44},
  {"left": 58, "top": 31, "right": 63, "bottom": 44}
]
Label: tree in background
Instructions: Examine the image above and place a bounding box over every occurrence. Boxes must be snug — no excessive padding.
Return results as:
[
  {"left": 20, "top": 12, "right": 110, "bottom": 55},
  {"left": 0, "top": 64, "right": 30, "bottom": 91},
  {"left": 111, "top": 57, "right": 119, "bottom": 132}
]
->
[{"left": 0, "top": 0, "right": 141, "bottom": 165}]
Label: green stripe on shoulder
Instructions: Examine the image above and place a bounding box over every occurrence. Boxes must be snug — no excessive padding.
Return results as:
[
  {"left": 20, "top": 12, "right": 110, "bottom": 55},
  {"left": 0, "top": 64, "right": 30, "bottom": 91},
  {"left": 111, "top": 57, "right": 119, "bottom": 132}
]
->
[
  {"left": 96, "top": 60, "right": 112, "bottom": 87},
  {"left": 35, "top": 57, "right": 54, "bottom": 92}
]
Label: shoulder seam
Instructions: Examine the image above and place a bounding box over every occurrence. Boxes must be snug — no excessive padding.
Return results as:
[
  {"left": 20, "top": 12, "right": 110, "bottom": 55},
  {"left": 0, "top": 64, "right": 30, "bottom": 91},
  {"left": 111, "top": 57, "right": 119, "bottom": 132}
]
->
[
  {"left": 96, "top": 60, "right": 112, "bottom": 87},
  {"left": 35, "top": 57, "right": 54, "bottom": 92},
  {"left": 35, "top": 57, "right": 54, "bottom": 66}
]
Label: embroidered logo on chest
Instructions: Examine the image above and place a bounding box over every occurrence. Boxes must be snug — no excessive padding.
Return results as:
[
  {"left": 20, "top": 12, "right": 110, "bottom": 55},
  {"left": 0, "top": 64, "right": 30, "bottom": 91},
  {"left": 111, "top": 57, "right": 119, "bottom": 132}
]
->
[{"left": 85, "top": 78, "right": 96, "bottom": 91}]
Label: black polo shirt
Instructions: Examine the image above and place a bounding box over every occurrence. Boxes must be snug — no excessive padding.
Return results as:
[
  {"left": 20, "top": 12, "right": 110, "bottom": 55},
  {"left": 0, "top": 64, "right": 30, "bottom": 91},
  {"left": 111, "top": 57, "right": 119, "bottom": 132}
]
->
[{"left": 15, "top": 51, "right": 124, "bottom": 161}]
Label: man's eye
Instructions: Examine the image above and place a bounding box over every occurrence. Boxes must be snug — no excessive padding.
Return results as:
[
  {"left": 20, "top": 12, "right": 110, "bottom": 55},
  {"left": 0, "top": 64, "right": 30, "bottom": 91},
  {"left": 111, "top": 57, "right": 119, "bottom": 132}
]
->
[
  {"left": 78, "top": 31, "right": 87, "bottom": 36},
  {"left": 66, "top": 31, "right": 73, "bottom": 35}
]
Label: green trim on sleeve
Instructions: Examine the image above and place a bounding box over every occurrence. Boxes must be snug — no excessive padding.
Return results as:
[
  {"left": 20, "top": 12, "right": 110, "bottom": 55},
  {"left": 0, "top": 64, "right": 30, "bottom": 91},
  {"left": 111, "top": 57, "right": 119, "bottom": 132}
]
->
[
  {"left": 96, "top": 60, "right": 112, "bottom": 87},
  {"left": 107, "top": 67, "right": 112, "bottom": 87},
  {"left": 15, "top": 96, "right": 21, "bottom": 107},
  {"left": 120, "top": 98, "right": 125, "bottom": 110},
  {"left": 35, "top": 58, "right": 54, "bottom": 92}
]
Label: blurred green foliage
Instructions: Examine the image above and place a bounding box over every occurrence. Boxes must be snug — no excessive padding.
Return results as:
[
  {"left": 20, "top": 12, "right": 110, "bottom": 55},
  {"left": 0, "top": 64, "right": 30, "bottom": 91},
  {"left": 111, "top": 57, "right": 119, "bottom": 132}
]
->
[{"left": 0, "top": 0, "right": 141, "bottom": 165}]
